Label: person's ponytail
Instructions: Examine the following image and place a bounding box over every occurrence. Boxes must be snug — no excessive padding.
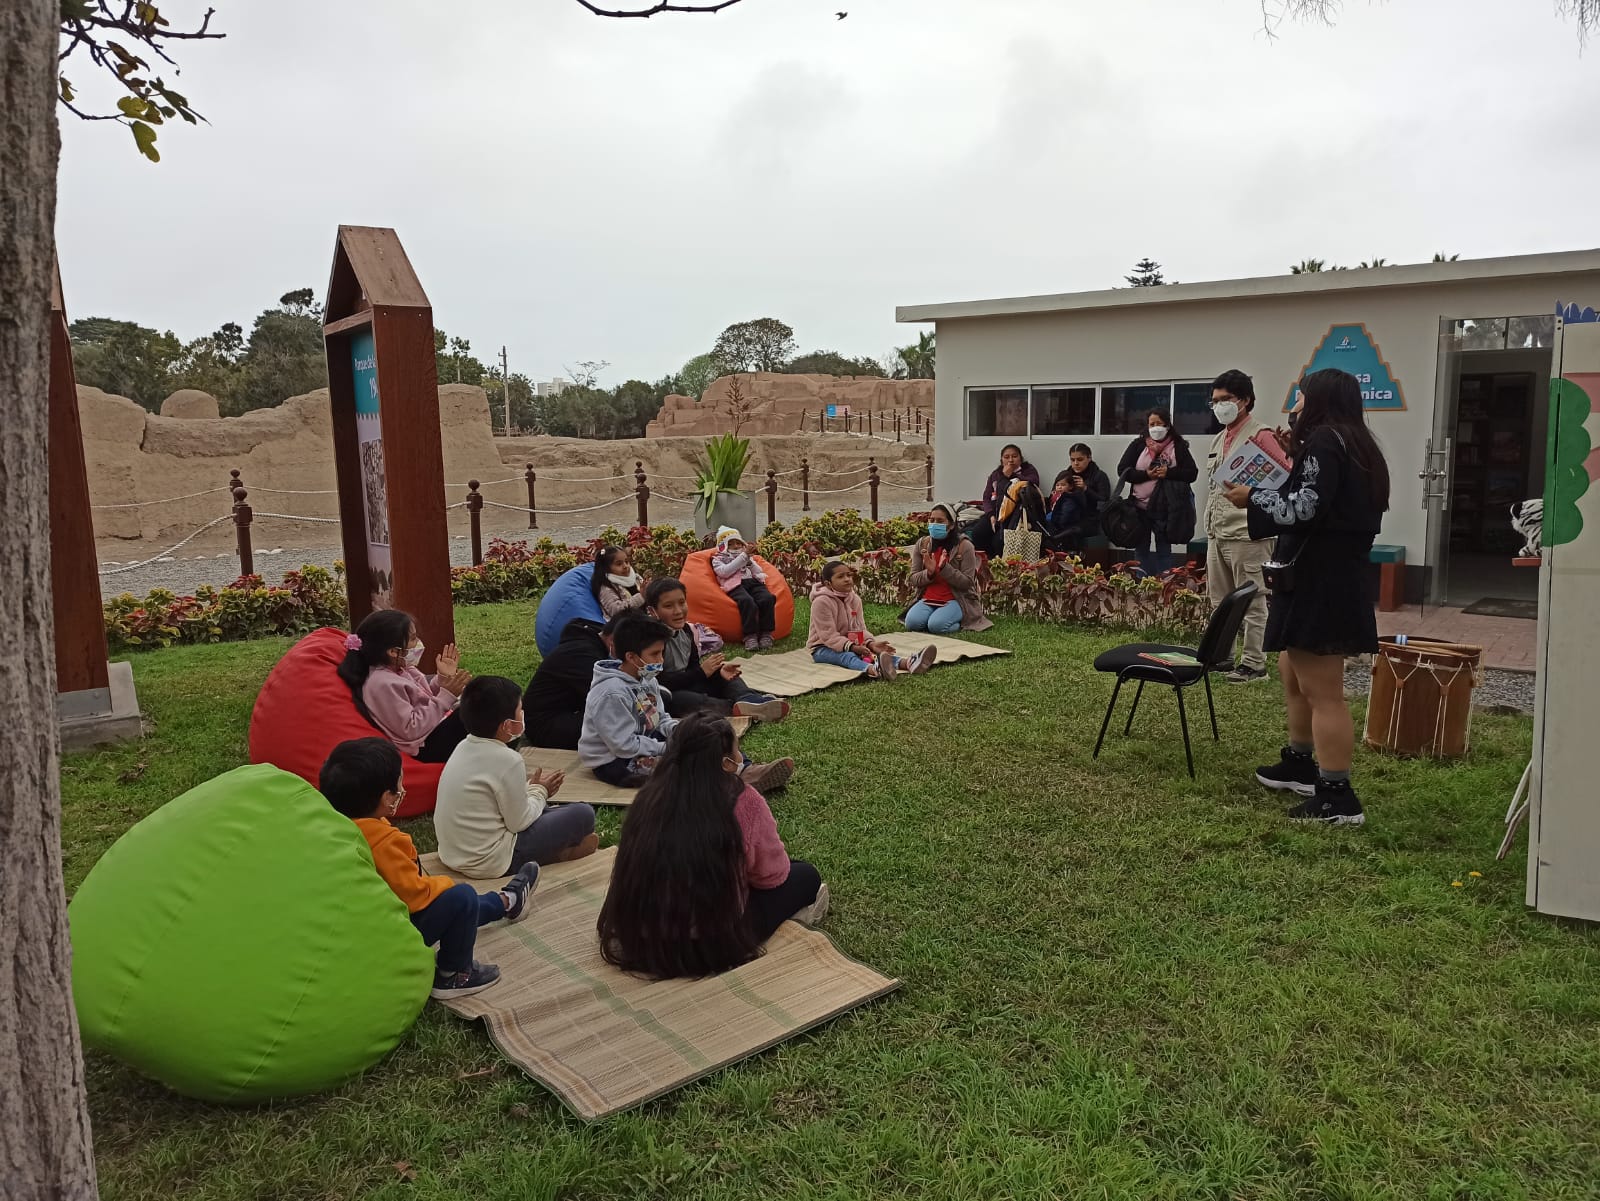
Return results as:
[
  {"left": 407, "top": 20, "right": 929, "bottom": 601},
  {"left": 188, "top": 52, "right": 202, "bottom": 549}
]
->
[{"left": 336, "top": 609, "right": 415, "bottom": 727}]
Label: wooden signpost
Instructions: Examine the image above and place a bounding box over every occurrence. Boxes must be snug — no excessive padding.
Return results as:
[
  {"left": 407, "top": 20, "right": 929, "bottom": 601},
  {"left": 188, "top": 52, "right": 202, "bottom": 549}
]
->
[
  {"left": 51, "top": 263, "right": 142, "bottom": 748},
  {"left": 322, "top": 227, "right": 453, "bottom": 671}
]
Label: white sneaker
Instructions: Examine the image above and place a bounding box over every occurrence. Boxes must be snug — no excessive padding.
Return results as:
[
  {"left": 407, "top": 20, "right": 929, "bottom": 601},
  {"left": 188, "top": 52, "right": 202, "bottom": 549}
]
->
[
  {"left": 792, "top": 882, "right": 830, "bottom": 927},
  {"left": 907, "top": 645, "right": 938, "bottom": 675}
]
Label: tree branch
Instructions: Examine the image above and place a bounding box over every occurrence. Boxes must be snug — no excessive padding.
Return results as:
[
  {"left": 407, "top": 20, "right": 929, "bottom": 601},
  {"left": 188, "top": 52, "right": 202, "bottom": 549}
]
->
[{"left": 571, "top": 0, "right": 747, "bottom": 15}]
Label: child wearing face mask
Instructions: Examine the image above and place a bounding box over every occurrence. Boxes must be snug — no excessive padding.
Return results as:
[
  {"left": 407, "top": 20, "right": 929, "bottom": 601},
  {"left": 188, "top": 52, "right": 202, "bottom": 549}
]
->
[
  {"left": 577, "top": 614, "right": 682, "bottom": 787},
  {"left": 436, "top": 675, "right": 599, "bottom": 877},
  {"left": 592, "top": 545, "right": 647, "bottom": 619},
  {"left": 337, "top": 608, "right": 473, "bottom": 763}
]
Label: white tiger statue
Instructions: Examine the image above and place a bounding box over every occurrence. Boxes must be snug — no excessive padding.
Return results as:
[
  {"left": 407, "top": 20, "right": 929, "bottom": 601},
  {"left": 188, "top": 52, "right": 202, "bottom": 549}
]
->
[{"left": 1511, "top": 499, "right": 1543, "bottom": 557}]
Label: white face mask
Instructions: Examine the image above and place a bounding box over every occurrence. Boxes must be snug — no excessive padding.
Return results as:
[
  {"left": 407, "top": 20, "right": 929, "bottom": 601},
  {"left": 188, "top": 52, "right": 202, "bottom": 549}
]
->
[
  {"left": 1149, "top": 426, "right": 1169, "bottom": 442},
  {"left": 404, "top": 643, "right": 424, "bottom": 667},
  {"left": 607, "top": 569, "right": 639, "bottom": 588},
  {"left": 1212, "top": 402, "right": 1240, "bottom": 427}
]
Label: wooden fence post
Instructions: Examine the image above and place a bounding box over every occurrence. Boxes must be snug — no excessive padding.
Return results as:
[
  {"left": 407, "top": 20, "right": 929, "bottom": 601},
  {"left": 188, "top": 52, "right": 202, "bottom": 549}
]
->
[
  {"left": 868, "top": 457, "right": 880, "bottom": 522},
  {"left": 232, "top": 484, "right": 254, "bottom": 577},
  {"left": 524, "top": 463, "right": 538, "bottom": 530},
  {"left": 926, "top": 453, "right": 934, "bottom": 502},
  {"left": 765, "top": 469, "right": 777, "bottom": 531},
  {"left": 801, "top": 457, "right": 811, "bottom": 512},
  {"left": 467, "top": 480, "right": 484, "bottom": 565},
  {"left": 635, "top": 461, "right": 650, "bottom": 527}
]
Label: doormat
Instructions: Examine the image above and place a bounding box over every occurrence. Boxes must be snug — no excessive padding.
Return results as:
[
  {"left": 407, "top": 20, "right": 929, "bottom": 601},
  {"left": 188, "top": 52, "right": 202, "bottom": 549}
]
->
[{"left": 1461, "top": 597, "right": 1538, "bottom": 620}]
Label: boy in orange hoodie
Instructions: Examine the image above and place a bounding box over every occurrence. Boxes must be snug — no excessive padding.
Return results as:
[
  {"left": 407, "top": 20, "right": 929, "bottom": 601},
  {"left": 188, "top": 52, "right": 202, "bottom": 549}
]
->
[{"left": 320, "top": 737, "right": 540, "bottom": 998}]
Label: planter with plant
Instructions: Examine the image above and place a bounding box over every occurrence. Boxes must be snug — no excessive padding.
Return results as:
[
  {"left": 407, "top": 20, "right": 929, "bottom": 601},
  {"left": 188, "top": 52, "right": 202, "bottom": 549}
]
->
[{"left": 691, "top": 433, "right": 757, "bottom": 539}]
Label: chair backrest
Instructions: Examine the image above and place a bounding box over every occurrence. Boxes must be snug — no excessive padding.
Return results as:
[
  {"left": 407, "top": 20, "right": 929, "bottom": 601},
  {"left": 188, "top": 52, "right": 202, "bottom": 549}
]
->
[{"left": 1195, "top": 582, "right": 1259, "bottom": 667}]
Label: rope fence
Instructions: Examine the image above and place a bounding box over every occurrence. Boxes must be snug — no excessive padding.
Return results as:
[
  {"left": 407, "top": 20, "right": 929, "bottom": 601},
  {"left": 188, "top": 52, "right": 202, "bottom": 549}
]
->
[{"left": 95, "top": 451, "right": 938, "bottom": 578}]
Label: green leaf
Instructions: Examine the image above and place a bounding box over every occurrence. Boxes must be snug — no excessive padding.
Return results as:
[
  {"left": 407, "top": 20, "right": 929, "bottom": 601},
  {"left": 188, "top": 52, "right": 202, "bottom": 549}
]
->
[
  {"left": 130, "top": 120, "right": 160, "bottom": 162},
  {"left": 59, "top": 0, "right": 94, "bottom": 21},
  {"left": 59, "top": 75, "right": 75, "bottom": 103},
  {"left": 117, "top": 96, "right": 146, "bottom": 118}
]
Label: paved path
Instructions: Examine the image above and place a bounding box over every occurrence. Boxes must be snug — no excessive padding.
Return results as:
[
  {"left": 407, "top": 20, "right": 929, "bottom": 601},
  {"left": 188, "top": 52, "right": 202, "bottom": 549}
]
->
[{"left": 1376, "top": 604, "right": 1535, "bottom": 672}]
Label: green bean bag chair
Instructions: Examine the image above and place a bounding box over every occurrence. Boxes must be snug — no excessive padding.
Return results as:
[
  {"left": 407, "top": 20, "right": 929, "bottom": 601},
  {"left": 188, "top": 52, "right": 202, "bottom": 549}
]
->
[{"left": 69, "top": 763, "right": 434, "bottom": 1103}]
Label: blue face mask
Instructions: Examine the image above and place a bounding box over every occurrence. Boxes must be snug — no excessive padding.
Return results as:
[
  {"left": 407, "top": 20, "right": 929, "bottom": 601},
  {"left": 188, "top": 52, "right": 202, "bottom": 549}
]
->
[
  {"left": 928, "top": 523, "right": 949, "bottom": 540},
  {"left": 640, "top": 661, "right": 664, "bottom": 677}
]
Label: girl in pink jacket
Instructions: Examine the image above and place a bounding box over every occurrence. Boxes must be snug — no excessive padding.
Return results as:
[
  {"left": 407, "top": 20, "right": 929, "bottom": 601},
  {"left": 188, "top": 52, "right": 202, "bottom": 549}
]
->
[
  {"left": 711, "top": 526, "right": 778, "bottom": 651},
  {"left": 806, "top": 560, "right": 935, "bottom": 681},
  {"left": 336, "top": 609, "right": 472, "bottom": 762}
]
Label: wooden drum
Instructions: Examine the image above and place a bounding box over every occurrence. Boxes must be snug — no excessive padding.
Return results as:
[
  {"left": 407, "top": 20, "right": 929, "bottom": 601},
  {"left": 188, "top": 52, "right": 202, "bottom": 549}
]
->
[{"left": 1363, "top": 637, "right": 1485, "bottom": 759}]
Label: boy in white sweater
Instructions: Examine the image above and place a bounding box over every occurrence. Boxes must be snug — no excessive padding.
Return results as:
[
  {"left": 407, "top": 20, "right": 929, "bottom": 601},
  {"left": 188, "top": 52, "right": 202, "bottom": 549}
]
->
[{"left": 436, "top": 676, "right": 598, "bottom": 878}]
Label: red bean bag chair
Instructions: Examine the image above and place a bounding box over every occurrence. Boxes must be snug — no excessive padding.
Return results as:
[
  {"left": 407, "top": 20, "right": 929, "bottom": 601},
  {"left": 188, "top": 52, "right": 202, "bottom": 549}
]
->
[
  {"left": 249, "top": 627, "right": 443, "bottom": 818},
  {"left": 680, "top": 549, "right": 794, "bottom": 644}
]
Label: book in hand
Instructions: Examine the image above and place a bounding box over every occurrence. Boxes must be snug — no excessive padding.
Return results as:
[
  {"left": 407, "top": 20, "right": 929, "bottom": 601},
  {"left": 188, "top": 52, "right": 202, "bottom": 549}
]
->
[
  {"left": 1138, "top": 651, "right": 1201, "bottom": 667},
  {"left": 1213, "top": 431, "right": 1291, "bottom": 490}
]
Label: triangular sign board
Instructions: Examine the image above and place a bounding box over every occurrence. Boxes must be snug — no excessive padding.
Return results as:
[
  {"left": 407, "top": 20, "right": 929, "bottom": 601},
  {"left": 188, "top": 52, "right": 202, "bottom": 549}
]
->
[{"left": 1284, "top": 323, "right": 1405, "bottom": 412}]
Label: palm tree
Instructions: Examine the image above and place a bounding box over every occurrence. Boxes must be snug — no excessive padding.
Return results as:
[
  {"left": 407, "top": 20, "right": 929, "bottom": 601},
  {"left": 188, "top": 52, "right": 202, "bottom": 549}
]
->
[
  {"left": 896, "top": 330, "right": 936, "bottom": 380},
  {"left": 1432, "top": 253, "right": 1461, "bottom": 262},
  {"left": 1357, "top": 257, "right": 1390, "bottom": 269}
]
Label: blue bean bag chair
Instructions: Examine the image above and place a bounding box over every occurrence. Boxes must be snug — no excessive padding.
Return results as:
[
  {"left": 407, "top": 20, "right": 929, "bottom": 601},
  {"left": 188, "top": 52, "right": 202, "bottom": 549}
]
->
[
  {"left": 535, "top": 562, "right": 605, "bottom": 656},
  {"left": 69, "top": 763, "right": 434, "bottom": 1103}
]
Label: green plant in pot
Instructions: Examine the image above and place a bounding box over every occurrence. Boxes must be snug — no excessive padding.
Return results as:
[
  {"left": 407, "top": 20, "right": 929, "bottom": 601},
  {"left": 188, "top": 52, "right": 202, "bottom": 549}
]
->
[{"left": 692, "top": 433, "right": 757, "bottom": 539}]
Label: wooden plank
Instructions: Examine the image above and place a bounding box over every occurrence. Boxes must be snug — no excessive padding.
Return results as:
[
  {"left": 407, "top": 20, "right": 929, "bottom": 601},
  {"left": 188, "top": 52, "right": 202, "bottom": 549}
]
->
[
  {"left": 48, "top": 273, "right": 111, "bottom": 695},
  {"left": 321, "top": 309, "right": 373, "bottom": 337},
  {"left": 335, "top": 226, "right": 429, "bottom": 310},
  {"left": 323, "top": 329, "right": 373, "bottom": 628},
  {"left": 372, "top": 304, "right": 454, "bottom": 669}
]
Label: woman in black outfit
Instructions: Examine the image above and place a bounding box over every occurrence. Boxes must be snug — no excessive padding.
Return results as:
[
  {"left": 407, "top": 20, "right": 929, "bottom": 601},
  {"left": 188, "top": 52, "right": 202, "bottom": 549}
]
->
[
  {"left": 1222, "top": 367, "right": 1389, "bottom": 826},
  {"left": 1116, "top": 408, "right": 1199, "bottom": 575}
]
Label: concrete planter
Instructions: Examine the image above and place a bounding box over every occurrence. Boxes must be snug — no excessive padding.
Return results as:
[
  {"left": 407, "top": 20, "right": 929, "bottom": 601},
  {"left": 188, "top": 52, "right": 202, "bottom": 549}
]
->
[{"left": 693, "top": 490, "right": 757, "bottom": 541}]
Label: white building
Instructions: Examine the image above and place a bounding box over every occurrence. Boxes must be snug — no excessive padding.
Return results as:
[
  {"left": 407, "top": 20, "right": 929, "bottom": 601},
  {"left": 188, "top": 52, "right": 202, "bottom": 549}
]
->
[
  {"left": 899, "top": 250, "right": 1600, "bottom": 607},
  {"left": 535, "top": 378, "right": 571, "bottom": 398}
]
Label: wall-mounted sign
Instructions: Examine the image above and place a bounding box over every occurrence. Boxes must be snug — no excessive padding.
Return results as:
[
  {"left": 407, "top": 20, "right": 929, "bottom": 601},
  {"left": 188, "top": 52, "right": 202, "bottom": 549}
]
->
[
  {"left": 826, "top": 404, "right": 852, "bottom": 418},
  {"left": 1284, "top": 323, "right": 1405, "bottom": 412},
  {"left": 349, "top": 329, "right": 393, "bottom": 609}
]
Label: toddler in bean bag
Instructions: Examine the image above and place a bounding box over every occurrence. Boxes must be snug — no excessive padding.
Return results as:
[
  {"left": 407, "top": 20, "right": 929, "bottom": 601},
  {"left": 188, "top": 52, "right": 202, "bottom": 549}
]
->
[
  {"left": 681, "top": 549, "right": 795, "bottom": 645},
  {"left": 249, "top": 626, "right": 443, "bottom": 817}
]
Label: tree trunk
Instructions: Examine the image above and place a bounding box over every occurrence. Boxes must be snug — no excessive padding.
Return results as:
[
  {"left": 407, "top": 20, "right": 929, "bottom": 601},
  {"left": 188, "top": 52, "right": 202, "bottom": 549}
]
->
[{"left": 0, "top": 2, "right": 99, "bottom": 1198}]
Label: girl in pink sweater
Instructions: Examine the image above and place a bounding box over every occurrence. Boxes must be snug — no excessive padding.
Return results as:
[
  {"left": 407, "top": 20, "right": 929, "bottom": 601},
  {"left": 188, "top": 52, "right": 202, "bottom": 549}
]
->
[
  {"left": 337, "top": 609, "right": 473, "bottom": 762},
  {"left": 598, "top": 712, "right": 827, "bottom": 980},
  {"left": 806, "top": 560, "right": 935, "bottom": 681}
]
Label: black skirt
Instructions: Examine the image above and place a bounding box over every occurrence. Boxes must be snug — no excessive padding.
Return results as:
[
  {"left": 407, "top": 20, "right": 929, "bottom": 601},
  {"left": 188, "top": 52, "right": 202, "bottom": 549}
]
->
[{"left": 1263, "top": 534, "right": 1379, "bottom": 657}]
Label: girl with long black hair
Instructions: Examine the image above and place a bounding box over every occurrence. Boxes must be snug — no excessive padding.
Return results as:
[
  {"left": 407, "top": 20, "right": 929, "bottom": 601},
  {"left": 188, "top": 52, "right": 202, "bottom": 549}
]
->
[
  {"left": 1223, "top": 367, "right": 1391, "bottom": 825},
  {"left": 591, "top": 545, "right": 646, "bottom": 619},
  {"left": 597, "top": 712, "right": 827, "bottom": 980},
  {"left": 336, "top": 608, "right": 473, "bottom": 763}
]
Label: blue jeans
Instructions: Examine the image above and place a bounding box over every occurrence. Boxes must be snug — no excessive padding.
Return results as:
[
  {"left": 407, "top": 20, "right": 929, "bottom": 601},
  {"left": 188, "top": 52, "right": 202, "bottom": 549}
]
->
[
  {"left": 411, "top": 882, "right": 505, "bottom": 975},
  {"left": 905, "top": 598, "right": 963, "bottom": 634},
  {"left": 812, "top": 645, "right": 873, "bottom": 673}
]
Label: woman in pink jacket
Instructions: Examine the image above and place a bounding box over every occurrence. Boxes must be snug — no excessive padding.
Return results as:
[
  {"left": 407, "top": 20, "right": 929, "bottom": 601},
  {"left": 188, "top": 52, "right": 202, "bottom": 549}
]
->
[
  {"left": 806, "top": 560, "right": 935, "bottom": 681},
  {"left": 598, "top": 713, "right": 827, "bottom": 979},
  {"left": 336, "top": 609, "right": 473, "bottom": 762}
]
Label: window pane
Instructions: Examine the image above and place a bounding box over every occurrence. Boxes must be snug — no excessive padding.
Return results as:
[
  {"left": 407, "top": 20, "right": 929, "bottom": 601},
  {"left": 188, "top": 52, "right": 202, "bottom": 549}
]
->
[
  {"left": 1099, "top": 384, "right": 1172, "bottom": 436},
  {"left": 966, "top": 388, "right": 1029, "bottom": 438},
  {"left": 1031, "top": 386, "right": 1096, "bottom": 436},
  {"left": 1173, "top": 382, "right": 1220, "bottom": 438},
  {"left": 1508, "top": 315, "right": 1556, "bottom": 349}
]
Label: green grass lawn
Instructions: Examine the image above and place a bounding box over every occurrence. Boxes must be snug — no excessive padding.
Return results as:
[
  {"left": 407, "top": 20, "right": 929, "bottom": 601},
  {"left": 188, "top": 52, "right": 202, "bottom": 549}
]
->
[{"left": 62, "top": 602, "right": 1600, "bottom": 1201}]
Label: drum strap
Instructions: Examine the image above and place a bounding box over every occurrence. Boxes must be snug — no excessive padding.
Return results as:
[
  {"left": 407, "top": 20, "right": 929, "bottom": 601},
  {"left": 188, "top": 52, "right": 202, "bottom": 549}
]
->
[{"left": 1384, "top": 656, "right": 1471, "bottom": 756}]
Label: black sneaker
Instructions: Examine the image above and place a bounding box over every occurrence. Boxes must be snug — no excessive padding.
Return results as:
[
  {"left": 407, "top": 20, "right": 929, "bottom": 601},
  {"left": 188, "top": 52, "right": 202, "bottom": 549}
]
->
[
  {"left": 500, "top": 862, "right": 540, "bottom": 924},
  {"left": 1286, "top": 782, "right": 1366, "bottom": 826},
  {"left": 1226, "top": 664, "right": 1270, "bottom": 684},
  {"left": 1255, "top": 747, "right": 1318, "bottom": 797},
  {"left": 430, "top": 961, "right": 502, "bottom": 999}
]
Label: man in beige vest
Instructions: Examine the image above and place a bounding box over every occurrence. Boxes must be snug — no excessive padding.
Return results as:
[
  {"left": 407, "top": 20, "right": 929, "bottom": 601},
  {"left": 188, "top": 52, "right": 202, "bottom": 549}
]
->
[{"left": 1205, "top": 369, "right": 1272, "bottom": 682}]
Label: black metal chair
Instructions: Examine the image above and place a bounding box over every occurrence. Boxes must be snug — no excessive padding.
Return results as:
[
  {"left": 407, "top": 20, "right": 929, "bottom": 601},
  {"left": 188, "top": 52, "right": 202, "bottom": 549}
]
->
[{"left": 1091, "top": 582, "right": 1260, "bottom": 777}]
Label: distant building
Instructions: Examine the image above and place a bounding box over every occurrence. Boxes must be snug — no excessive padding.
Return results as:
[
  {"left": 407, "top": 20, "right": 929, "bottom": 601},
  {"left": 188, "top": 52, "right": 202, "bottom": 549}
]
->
[{"left": 535, "top": 378, "right": 571, "bottom": 398}]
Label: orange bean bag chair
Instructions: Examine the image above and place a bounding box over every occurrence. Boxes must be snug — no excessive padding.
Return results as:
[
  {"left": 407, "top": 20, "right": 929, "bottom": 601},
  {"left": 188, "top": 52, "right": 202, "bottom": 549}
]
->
[
  {"left": 249, "top": 627, "right": 443, "bottom": 818},
  {"left": 680, "top": 549, "right": 794, "bottom": 644}
]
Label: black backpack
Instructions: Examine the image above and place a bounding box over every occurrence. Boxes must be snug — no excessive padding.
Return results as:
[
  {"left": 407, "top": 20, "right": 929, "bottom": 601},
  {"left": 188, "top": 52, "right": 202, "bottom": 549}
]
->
[
  {"left": 1100, "top": 474, "right": 1145, "bottom": 548},
  {"left": 1156, "top": 478, "right": 1197, "bottom": 546}
]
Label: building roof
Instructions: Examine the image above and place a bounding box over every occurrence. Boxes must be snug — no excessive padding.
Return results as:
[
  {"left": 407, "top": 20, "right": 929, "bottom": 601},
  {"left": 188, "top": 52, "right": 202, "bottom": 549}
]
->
[{"left": 896, "top": 249, "right": 1600, "bottom": 324}]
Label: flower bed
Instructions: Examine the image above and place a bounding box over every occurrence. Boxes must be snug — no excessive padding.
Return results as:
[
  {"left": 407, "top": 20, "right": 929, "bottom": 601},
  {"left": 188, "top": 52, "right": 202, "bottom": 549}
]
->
[{"left": 104, "top": 514, "right": 1211, "bottom": 651}]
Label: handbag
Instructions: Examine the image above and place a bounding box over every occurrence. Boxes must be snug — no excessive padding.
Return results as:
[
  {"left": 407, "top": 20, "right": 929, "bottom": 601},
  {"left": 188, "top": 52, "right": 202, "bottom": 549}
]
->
[
  {"left": 1002, "top": 510, "right": 1043, "bottom": 561},
  {"left": 1261, "top": 543, "right": 1303, "bottom": 593},
  {"left": 1100, "top": 474, "right": 1145, "bottom": 548}
]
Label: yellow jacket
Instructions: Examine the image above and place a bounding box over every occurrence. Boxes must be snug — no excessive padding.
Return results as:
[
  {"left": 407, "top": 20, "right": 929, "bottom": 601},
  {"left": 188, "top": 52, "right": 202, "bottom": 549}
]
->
[{"left": 355, "top": 817, "right": 454, "bottom": 914}]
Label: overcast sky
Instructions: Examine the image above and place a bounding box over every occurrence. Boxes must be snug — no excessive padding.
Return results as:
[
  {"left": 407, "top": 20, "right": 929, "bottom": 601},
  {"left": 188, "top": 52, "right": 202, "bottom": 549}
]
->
[{"left": 56, "top": 0, "right": 1600, "bottom": 386}]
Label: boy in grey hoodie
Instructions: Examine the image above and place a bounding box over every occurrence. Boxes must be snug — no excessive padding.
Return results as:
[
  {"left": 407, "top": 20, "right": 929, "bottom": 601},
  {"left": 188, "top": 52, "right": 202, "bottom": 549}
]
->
[{"left": 578, "top": 615, "right": 679, "bottom": 787}]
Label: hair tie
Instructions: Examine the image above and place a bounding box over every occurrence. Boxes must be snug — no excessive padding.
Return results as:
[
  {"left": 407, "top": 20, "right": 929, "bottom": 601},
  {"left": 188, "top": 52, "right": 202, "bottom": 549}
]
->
[{"left": 344, "top": 634, "right": 363, "bottom": 652}]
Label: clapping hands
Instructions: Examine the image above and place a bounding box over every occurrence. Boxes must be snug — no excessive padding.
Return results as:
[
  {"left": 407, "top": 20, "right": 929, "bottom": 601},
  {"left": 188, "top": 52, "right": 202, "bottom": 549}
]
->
[{"left": 528, "top": 767, "right": 565, "bottom": 798}]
